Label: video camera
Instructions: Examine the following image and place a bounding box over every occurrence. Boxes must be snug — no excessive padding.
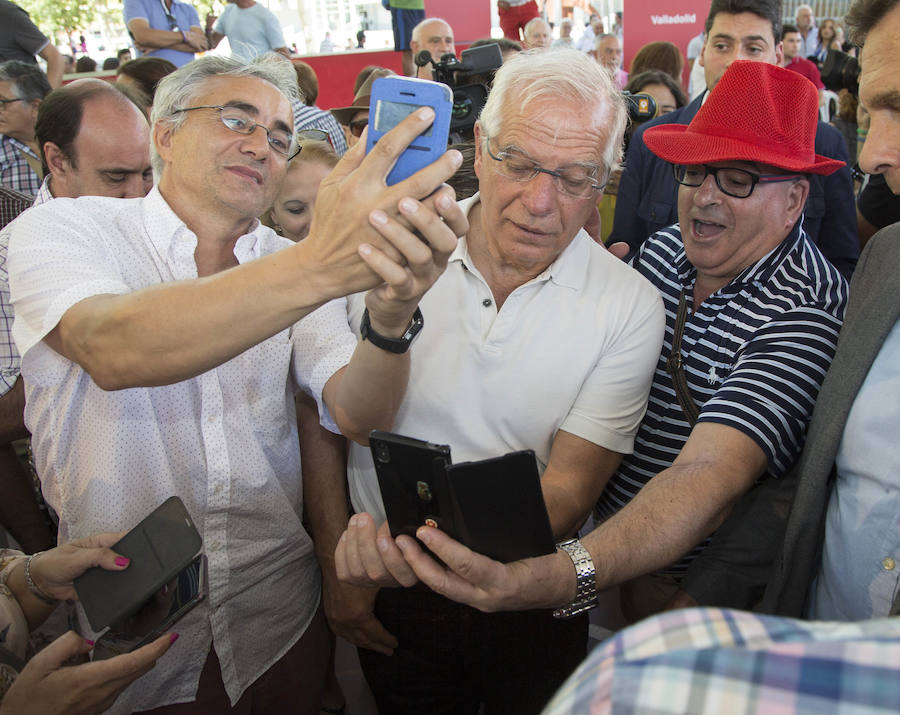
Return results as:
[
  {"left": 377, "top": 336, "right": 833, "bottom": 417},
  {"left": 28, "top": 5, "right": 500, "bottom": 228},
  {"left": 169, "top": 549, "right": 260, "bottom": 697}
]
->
[
  {"left": 622, "top": 91, "right": 658, "bottom": 124},
  {"left": 416, "top": 43, "right": 503, "bottom": 141},
  {"left": 820, "top": 48, "right": 860, "bottom": 95},
  {"left": 620, "top": 91, "right": 659, "bottom": 154}
]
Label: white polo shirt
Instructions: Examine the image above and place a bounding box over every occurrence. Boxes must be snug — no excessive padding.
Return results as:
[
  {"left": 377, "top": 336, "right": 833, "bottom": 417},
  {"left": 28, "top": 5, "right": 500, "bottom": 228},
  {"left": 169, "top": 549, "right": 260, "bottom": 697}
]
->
[
  {"left": 347, "top": 193, "right": 665, "bottom": 523},
  {"left": 7, "top": 187, "right": 357, "bottom": 712}
]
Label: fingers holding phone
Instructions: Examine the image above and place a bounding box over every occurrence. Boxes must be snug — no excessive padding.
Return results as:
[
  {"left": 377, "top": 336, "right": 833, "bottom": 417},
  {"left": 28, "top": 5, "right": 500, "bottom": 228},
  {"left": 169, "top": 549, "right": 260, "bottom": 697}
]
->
[
  {"left": 26, "top": 533, "right": 131, "bottom": 602},
  {"left": 335, "top": 513, "right": 420, "bottom": 589},
  {"left": 302, "top": 78, "right": 467, "bottom": 302},
  {"left": 0, "top": 630, "right": 176, "bottom": 715}
]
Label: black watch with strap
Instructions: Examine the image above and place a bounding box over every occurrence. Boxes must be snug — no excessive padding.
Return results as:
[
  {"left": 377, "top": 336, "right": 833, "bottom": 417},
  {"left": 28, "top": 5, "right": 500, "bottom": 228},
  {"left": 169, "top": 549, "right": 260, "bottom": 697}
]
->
[{"left": 360, "top": 307, "right": 424, "bottom": 354}]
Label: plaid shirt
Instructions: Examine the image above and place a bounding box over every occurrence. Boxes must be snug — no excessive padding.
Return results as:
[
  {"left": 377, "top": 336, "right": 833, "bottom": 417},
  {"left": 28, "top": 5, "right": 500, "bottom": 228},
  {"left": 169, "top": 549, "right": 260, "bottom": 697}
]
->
[
  {"left": 0, "top": 186, "right": 32, "bottom": 231},
  {"left": 0, "top": 176, "right": 46, "bottom": 394},
  {"left": 291, "top": 99, "right": 348, "bottom": 157},
  {"left": 544, "top": 607, "right": 900, "bottom": 714},
  {"left": 0, "top": 134, "right": 41, "bottom": 197}
]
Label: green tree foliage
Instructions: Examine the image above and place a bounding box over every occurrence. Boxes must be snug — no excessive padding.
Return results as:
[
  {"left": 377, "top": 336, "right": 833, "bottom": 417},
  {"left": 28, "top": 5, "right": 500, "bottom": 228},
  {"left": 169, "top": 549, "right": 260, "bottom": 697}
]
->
[{"left": 18, "top": 0, "right": 95, "bottom": 40}]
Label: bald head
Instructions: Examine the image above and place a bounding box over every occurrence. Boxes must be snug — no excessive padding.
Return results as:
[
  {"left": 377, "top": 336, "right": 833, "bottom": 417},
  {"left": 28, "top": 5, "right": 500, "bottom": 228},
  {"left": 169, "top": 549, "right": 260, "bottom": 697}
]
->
[
  {"left": 35, "top": 79, "right": 152, "bottom": 199},
  {"left": 411, "top": 18, "right": 455, "bottom": 77}
]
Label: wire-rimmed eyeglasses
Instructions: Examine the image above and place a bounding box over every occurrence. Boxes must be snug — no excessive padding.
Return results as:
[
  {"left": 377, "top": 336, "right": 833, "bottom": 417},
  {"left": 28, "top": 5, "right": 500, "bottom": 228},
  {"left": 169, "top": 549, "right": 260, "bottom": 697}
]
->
[
  {"left": 485, "top": 137, "right": 607, "bottom": 199},
  {"left": 673, "top": 164, "right": 804, "bottom": 199},
  {"left": 173, "top": 105, "right": 300, "bottom": 160}
]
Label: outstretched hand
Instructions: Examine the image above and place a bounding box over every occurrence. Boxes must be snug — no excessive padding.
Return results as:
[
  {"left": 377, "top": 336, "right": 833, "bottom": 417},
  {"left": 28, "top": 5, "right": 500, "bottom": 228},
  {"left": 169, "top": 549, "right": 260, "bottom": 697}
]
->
[
  {"left": 394, "top": 526, "right": 573, "bottom": 613},
  {"left": 304, "top": 109, "right": 468, "bottom": 311},
  {"left": 338, "top": 519, "right": 577, "bottom": 615},
  {"left": 0, "top": 630, "right": 176, "bottom": 715}
]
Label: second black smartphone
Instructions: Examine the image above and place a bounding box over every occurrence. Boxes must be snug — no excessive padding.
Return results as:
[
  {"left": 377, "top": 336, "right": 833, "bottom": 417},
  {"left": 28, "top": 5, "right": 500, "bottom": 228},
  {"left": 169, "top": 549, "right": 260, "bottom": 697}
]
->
[{"left": 369, "top": 430, "right": 455, "bottom": 540}]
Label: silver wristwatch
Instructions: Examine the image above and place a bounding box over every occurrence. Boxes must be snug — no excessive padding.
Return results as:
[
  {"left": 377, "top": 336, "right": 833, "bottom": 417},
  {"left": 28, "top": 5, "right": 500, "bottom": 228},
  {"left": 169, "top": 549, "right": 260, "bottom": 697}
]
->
[{"left": 552, "top": 538, "right": 598, "bottom": 619}]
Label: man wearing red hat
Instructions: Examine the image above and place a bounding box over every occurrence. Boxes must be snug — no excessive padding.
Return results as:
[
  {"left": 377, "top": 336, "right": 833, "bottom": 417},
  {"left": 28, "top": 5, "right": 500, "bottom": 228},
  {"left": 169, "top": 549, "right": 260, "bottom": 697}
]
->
[
  {"left": 344, "top": 59, "right": 850, "bottom": 626},
  {"left": 694, "top": 0, "right": 900, "bottom": 621},
  {"left": 609, "top": 0, "right": 859, "bottom": 280}
]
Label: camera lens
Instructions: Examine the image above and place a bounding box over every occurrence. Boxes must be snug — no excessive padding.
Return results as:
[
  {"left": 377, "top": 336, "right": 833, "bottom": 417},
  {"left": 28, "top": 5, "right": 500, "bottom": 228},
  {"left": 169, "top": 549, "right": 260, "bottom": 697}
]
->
[{"left": 374, "top": 442, "right": 390, "bottom": 463}]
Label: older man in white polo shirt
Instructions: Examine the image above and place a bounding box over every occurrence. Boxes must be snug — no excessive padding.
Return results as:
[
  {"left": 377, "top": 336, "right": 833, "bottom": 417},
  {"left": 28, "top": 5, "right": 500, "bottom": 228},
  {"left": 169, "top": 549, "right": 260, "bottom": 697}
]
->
[{"left": 331, "top": 49, "right": 664, "bottom": 715}]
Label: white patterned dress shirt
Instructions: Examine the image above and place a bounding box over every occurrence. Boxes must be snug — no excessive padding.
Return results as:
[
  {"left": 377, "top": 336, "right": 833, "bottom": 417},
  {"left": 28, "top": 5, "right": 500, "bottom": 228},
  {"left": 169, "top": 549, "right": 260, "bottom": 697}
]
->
[{"left": 7, "top": 186, "right": 358, "bottom": 711}]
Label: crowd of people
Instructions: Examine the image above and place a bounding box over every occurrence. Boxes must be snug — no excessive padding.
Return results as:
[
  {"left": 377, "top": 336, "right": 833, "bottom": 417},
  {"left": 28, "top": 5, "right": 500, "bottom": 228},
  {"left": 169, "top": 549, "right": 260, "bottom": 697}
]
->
[{"left": 1, "top": 0, "right": 900, "bottom": 713}]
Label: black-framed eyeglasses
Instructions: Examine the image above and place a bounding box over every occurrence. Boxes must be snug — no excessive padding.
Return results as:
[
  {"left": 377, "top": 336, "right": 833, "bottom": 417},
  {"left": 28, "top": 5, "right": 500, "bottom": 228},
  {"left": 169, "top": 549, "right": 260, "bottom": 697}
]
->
[
  {"left": 348, "top": 118, "right": 368, "bottom": 138},
  {"left": 0, "top": 97, "right": 24, "bottom": 106},
  {"left": 673, "top": 164, "right": 804, "bottom": 199},
  {"left": 485, "top": 137, "right": 607, "bottom": 198},
  {"left": 173, "top": 105, "right": 300, "bottom": 160}
]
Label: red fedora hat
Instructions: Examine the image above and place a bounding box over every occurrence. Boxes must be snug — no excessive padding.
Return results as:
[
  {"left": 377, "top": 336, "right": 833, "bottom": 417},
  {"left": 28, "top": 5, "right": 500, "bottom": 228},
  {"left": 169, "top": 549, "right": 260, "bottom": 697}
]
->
[{"left": 643, "top": 61, "right": 845, "bottom": 176}]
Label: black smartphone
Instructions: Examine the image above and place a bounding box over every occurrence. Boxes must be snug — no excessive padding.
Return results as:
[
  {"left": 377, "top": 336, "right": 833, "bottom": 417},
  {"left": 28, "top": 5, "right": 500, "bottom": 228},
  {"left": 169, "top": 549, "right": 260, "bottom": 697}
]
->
[
  {"left": 74, "top": 496, "right": 203, "bottom": 632},
  {"left": 446, "top": 450, "right": 556, "bottom": 563},
  {"left": 91, "top": 554, "right": 206, "bottom": 660},
  {"left": 369, "top": 430, "right": 455, "bottom": 539}
]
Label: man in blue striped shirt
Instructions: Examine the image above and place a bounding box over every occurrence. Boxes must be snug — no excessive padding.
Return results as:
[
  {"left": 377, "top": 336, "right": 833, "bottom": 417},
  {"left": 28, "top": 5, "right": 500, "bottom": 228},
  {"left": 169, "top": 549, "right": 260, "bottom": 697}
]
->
[
  {"left": 596, "top": 59, "right": 849, "bottom": 621},
  {"left": 355, "top": 59, "right": 851, "bottom": 627}
]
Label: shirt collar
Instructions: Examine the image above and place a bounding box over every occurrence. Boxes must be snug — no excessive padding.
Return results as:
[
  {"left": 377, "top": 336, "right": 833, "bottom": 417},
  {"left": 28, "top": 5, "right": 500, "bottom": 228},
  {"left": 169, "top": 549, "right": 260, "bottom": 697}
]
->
[
  {"left": 142, "top": 186, "right": 271, "bottom": 279},
  {"left": 672, "top": 220, "right": 805, "bottom": 294},
  {"left": 452, "top": 191, "right": 590, "bottom": 292},
  {"left": 4, "top": 136, "right": 38, "bottom": 158},
  {"left": 34, "top": 175, "right": 54, "bottom": 206}
]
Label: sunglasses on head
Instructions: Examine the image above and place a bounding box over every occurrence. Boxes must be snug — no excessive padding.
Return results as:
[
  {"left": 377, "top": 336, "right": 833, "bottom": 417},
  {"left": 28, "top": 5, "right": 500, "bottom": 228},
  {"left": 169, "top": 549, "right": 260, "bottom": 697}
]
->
[{"left": 296, "top": 128, "right": 334, "bottom": 149}]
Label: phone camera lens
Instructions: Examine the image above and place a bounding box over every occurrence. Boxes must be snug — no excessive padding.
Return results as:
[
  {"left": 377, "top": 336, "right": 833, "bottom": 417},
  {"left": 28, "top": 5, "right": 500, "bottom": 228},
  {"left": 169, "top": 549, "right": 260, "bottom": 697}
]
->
[{"left": 375, "top": 443, "right": 390, "bottom": 463}]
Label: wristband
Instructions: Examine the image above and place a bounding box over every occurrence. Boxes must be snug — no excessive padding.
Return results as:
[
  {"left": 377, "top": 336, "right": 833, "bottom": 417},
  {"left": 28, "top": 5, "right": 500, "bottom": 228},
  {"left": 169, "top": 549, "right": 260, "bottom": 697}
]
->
[
  {"left": 24, "top": 552, "right": 58, "bottom": 605},
  {"left": 360, "top": 307, "right": 424, "bottom": 354}
]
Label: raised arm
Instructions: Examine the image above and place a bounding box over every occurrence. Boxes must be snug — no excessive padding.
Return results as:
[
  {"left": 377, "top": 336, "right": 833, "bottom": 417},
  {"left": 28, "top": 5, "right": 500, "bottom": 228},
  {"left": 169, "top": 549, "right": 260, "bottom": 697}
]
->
[{"left": 11, "top": 112, "right": 466, "bottom": 394}]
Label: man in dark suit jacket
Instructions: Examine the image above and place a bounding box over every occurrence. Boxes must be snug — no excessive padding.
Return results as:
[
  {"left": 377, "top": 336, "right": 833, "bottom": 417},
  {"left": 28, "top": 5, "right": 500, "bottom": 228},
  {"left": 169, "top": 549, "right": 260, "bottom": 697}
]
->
[
  {"left": 610, "top": 0, "right": 860, "bottom": 279},
  {"left": 675, "top": 0, "right": 900, "bottom": 619}
]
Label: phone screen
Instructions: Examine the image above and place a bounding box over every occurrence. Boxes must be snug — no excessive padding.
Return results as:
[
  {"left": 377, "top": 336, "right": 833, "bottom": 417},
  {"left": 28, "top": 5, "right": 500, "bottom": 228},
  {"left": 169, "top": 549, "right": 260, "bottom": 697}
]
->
[
  {"left": 91, "top": 555, "right": 206, "bottom": 660},
  {"left": 374, "top": 99, "right": 434, "bottom": 137}
]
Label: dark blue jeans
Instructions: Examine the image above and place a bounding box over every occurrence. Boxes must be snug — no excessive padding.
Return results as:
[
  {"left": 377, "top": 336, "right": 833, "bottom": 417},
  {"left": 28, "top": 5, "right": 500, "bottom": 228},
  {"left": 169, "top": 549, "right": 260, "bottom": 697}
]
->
[{"left": 358, "top": 585, "right": 588, "bottom": 715}]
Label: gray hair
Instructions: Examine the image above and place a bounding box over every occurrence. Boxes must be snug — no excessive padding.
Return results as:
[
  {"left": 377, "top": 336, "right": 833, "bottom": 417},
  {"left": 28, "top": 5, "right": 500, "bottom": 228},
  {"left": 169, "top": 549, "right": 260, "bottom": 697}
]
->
[
  {"left": 594, "top": 33, "right": 619, "bottom": 49},
  {"left": 477, "top": 48, "right": 627, "bottom": 174},
  {"left": 0, "top": 60, "right": 52, "bottom": 102},
  {"left": 524, "top": 17, "right": 550, "bottom": 35},
  {"left": 150, "top": 53, "right": 300, "bottom": 175}
]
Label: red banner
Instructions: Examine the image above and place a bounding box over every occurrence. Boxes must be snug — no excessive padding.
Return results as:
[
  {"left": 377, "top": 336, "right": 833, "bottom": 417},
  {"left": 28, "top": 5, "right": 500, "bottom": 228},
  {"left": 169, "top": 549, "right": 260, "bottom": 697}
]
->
[{"left": 624, "top": 1, "right": 708, "bottom": 88}]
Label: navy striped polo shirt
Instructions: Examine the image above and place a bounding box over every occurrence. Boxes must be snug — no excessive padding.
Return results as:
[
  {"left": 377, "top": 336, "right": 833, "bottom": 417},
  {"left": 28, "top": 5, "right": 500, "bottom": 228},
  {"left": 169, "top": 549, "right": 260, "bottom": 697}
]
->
[{"left": 596, "top": 222, "right": 849, "bottom": 575}]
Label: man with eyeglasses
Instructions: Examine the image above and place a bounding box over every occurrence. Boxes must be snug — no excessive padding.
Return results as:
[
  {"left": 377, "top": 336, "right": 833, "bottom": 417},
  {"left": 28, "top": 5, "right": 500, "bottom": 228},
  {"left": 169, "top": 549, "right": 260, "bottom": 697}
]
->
[
  {"left": 338, "top": 60, "right": 849, "bottom": 641},
  {"left": 0, "top": 60, "right": 51, "bottom": 196},
  {"left": 330, "top": 48, "right": 665, "bottom": 714},
  {"left": 124, "top": 0, "right": 208, "bottom": 67},
  {"left": 609, "top": 0, "right": 858, "bottom": 281},
  {"left": 6, "top": 54, "right": 466, "bottom": 713}
]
